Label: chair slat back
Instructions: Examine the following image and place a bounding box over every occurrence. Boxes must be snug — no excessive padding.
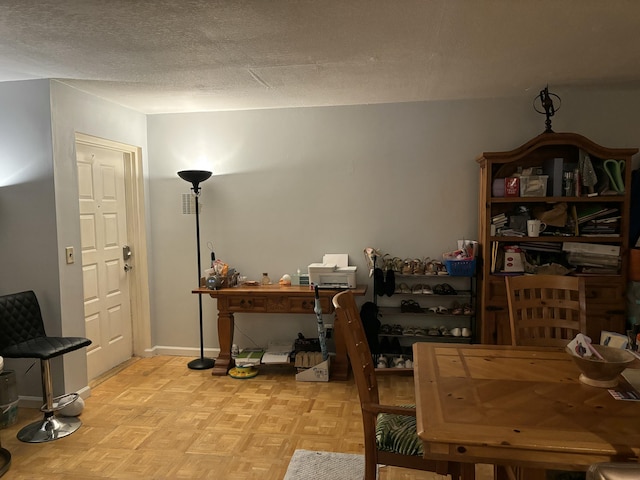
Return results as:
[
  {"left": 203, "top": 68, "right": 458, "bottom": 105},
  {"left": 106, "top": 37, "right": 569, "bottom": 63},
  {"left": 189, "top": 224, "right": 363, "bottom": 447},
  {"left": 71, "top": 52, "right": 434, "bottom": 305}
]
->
[
  {"left": 333, "top": 290, "right": 379, "bottom": 405},
  {"left": 506, "top": 275, "right": 587, "bottom": 347},
  {"left": 0, "top": 290, "right": 47, "bottom": 349}
]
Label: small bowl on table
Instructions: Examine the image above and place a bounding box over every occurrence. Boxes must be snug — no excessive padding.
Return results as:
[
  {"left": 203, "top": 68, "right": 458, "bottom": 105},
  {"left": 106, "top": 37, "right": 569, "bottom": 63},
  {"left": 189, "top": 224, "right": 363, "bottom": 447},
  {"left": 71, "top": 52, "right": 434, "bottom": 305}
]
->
[{"left": 566, "top": 344, "right": 636, "bottom": 388}]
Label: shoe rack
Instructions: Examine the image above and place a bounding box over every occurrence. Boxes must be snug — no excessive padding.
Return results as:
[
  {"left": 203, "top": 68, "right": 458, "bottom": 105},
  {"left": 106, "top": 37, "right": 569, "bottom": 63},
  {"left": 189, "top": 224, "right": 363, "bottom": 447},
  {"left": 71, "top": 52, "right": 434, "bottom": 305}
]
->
[
  {"left": 477, "top": 132, "right": 637, "bottom": 345},
  {"left": 370, "top": 255, "right": 477, "bottom": 370}
]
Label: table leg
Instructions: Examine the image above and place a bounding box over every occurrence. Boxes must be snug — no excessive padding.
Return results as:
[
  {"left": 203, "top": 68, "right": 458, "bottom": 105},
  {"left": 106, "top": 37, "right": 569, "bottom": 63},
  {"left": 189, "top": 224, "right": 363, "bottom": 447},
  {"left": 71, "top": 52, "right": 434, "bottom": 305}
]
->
[{"left": 212, "top": 309, "right": 234, "bottom": 376}]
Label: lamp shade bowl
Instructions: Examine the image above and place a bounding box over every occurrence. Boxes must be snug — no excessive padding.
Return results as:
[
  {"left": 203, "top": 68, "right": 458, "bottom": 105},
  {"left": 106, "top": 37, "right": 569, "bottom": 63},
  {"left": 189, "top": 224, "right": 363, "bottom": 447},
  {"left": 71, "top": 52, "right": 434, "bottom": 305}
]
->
[{"left": 177, "top": 170, "right": 212, "bottom": 190}]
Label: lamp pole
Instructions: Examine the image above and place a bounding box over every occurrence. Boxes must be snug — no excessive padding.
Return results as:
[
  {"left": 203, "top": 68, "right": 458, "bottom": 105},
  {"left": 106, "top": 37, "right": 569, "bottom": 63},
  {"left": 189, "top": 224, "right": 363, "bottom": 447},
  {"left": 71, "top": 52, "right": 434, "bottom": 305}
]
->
[{"left": 178, "top": 170, "right": 215, "bottom": 370}]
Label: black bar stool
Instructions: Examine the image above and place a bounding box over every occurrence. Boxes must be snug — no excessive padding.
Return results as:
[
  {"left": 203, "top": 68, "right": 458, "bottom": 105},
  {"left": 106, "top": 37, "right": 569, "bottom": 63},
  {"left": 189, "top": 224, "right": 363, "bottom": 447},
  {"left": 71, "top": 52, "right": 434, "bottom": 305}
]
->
[{"left": 0, "top": 290, "right": 91, "bottom": 443}]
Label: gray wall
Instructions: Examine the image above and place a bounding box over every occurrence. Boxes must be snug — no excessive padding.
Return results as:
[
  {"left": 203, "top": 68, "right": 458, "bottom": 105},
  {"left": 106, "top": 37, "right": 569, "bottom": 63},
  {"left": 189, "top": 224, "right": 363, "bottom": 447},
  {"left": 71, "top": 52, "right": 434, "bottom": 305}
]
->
[
  {"left": 3, "top": 79, "right": 640, "bottom": 399},
  {"left": 0, "top": 79, "right": 148, "bottom": 400},
  {"left": 147, "top": 86, "right": 640, "bottom": 353},
  {"left": 0, "top": 80, "right": 63, "bottom": 397}
]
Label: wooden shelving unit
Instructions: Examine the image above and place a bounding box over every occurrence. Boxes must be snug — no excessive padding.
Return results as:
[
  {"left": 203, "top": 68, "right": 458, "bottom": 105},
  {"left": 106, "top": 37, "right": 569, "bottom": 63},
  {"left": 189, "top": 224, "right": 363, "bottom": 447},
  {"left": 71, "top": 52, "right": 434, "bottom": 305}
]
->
[{"left": 476, "top": 132, "right": 637, "bottom": 344}]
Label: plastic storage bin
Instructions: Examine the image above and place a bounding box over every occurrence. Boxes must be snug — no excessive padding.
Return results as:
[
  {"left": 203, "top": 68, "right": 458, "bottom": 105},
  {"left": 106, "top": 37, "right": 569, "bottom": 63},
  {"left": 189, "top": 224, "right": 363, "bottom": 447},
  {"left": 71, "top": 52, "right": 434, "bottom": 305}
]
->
[
  {"left": 444, "top": 258, "right": 476, "bottom": 276},
  {"left": 519, "top": 175, "right": 548, "bottom": 197}
]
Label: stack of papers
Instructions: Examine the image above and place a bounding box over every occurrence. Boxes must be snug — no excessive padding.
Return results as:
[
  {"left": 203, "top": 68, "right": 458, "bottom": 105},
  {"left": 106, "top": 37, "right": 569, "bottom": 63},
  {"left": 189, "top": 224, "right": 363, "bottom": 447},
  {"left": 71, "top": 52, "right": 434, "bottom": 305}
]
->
[
  {"left": 563, "top": 242, "right": 621, "bottom": 273},
  {"left": 261, "top": 342, "right": 293, "bottom": 364}
]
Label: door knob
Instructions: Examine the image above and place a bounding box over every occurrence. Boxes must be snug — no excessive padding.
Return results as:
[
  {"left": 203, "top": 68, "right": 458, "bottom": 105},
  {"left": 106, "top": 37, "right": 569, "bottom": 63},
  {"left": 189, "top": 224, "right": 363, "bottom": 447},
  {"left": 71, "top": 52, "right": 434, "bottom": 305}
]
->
[{"left": 124, "top": 263, "right": 133, "bottom": 272}]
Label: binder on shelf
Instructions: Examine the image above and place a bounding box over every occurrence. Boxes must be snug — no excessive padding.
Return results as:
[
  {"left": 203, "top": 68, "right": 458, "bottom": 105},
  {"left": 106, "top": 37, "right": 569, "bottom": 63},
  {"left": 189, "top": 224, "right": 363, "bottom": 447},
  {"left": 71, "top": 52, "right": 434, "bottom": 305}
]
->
[{"left": 544, "top": 157, "right": 564, "bottom": 197}]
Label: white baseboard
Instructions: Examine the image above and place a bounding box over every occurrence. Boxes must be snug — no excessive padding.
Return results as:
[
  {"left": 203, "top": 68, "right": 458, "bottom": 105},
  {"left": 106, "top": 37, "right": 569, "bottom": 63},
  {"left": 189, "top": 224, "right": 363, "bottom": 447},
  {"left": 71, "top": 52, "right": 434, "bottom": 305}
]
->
[
  {"left": 147, "top": 345, "right": 220, "bottom": 357},
  {"left": 18, "top": 385, "right": 92, "bottom": 409}
]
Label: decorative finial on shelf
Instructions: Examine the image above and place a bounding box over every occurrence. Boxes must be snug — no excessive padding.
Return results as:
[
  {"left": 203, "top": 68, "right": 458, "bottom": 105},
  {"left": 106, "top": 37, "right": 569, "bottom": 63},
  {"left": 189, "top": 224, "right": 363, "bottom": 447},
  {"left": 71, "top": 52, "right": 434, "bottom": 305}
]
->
[{"left": 533, "top": 85, "right": 561, "bottom": 133}]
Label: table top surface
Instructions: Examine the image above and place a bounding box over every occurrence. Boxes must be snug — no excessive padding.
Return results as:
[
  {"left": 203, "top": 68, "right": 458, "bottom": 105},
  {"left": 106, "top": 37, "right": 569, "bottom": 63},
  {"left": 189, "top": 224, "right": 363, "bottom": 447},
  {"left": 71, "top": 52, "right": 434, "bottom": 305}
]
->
[
  {"left": 412, "top": 343, "right": 640, "bottom": 468},
  {"left": 193, "top": 284, "right": 367, "bottom": 296}
]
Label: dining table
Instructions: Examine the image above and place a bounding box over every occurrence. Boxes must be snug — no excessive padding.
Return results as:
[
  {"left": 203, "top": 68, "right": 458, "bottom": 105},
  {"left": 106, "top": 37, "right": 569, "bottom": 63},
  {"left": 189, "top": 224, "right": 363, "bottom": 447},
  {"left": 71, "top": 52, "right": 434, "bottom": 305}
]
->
[{"left": 412, "top": 343, "right": 640, "bottom": 480}]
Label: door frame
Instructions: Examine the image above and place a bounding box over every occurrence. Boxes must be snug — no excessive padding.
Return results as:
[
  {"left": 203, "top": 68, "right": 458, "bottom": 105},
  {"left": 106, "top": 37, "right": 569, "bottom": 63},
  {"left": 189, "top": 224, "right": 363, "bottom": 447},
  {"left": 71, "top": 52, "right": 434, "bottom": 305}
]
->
[{"left": 75, "top": 132, "right": 152, "bottom": 359}]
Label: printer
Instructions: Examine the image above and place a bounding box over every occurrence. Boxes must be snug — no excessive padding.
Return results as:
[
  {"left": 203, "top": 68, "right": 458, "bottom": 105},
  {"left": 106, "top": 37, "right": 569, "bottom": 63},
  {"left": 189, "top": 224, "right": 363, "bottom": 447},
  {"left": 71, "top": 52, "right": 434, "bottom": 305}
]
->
[{"left": 308, "top": 254, "right": 357, "bottom": 289}]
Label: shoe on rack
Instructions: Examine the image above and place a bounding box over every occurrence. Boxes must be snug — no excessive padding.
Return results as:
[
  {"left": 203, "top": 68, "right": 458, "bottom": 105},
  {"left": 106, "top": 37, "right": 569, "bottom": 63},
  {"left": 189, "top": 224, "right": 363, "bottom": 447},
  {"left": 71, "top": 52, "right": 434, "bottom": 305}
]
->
[
  {"left": 439, "top": 326, "right": 453, "bottom": 336},
  {"left": 441, "top": 283, "right": 457, "bottom": 295},
  {"left": 402, "top": 259, "right": 414, "bottom": 275},
  {"left": 374, "top": 268, "right": 385, "bottom": 296},
  {"left": 403, "top": 326, "right": 416, "bottom": 336},
  {"left": 376, "top": 355, "right": 388, "bottom": 368},
  {"left": 414, "top": 327, "right": 428, "bottom": 336},
  {"left": 384, "top": 269, "right": 396, "bottom": 297},
  {"left": 393, "top": 356, "right": 406, "bottom": 368},
  {"left": 413, "top": 259, "right": 426, "bottom": 275},
  {"left": 391, "top": 324, "right": 404, "bottom": 335},
  {"left": 401, "top": 299, "right": 423, "bottom": 313}
]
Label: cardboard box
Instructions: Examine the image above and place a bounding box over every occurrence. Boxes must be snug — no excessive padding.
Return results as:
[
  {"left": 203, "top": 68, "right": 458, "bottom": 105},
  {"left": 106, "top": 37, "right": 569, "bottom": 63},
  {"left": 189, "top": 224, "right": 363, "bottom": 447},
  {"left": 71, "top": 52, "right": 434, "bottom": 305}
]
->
[{"left": 295, "top": 352, "right": 330, "bottom": 382}]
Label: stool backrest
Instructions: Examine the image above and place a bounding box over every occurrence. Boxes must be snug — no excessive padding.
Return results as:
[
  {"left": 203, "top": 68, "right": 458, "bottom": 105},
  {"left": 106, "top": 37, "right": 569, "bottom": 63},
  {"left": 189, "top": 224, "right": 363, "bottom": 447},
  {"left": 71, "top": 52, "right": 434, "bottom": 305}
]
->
[{"left": 0, "top": 290, "right": 47, "bottom": 349}]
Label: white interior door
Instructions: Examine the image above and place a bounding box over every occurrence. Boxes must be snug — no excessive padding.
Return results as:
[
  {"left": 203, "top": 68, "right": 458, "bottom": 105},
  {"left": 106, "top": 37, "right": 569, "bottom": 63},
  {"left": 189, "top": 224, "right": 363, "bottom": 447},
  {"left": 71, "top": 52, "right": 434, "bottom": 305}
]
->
[{"left": 76, "top": 142, "right": 133, "bottom": 380}]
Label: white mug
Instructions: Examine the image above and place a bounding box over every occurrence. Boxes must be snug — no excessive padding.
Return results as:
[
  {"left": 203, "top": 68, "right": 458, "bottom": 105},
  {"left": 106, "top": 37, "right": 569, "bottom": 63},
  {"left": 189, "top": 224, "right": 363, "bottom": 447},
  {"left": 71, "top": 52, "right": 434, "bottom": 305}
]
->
[{"left": 527, "top": 219, "right": 546, "bottom": 237}]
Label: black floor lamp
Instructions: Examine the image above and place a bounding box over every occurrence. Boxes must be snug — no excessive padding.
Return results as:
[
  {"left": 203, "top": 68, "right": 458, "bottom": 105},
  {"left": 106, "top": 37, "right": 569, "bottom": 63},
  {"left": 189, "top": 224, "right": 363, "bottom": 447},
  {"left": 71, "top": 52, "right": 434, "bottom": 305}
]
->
[{"left": 178, "top": 169, "right": 216, "bottom": 370}]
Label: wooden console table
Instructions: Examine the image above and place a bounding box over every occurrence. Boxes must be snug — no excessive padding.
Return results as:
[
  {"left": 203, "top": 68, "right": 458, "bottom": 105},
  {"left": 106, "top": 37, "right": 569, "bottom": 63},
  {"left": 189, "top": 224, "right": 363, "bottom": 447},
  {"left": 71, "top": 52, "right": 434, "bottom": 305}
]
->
[{"left": 193, "top": 284, "right": 367, "bottom": 378}]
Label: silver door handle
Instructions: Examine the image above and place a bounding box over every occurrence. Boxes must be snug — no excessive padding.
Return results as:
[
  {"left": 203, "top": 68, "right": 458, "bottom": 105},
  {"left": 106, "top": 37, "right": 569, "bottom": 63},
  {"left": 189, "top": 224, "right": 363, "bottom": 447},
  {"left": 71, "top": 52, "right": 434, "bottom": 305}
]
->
[
  {"left": 124, "top": 263, "right": 133, "bottom": 272},
  {"left": 123, "top": 245, "right": 132, "bottom": 261}
]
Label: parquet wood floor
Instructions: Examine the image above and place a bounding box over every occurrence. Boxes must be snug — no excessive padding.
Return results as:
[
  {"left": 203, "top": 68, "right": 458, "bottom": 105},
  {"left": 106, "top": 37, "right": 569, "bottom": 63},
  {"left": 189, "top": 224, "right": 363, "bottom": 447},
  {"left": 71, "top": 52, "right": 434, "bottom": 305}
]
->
[{"left": 0, "top": 356, "right": 491, "bottom": 479}]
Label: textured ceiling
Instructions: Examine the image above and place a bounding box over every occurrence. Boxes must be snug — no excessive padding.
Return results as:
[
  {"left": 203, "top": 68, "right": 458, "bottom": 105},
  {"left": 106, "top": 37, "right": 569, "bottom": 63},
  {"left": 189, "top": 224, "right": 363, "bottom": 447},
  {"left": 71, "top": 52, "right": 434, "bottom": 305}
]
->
[{"left": 1, "top": 1, "right": 640, "bottom": 114}]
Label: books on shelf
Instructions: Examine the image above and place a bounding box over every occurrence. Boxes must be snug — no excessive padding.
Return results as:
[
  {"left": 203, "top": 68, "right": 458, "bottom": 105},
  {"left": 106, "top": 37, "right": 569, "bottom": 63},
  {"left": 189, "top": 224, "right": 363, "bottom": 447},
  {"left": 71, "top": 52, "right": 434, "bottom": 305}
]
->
[
  {"left": 573, "top": 205, "right": 619, "bottom": 224},
  {"left": 567, "top": 252, "right": 620, "bottom": 269},
  {"left": 518, "top": 242, "right": 563, "bottom": 253},
  {"left": 563, "top": 241, "right": 621, "bottom": 272},
  {"left": 491, "top": 213, "right": 508, "bottom": 234},
  {"left": 562, "top": 242, "right": 620, "bottom": 256}
]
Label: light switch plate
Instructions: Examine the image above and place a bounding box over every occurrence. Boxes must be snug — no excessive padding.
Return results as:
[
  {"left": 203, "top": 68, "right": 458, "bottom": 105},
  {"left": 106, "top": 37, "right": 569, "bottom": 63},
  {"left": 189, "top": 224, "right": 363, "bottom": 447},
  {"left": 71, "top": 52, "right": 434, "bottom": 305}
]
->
[{"left": 65, "top": 246, "right": 74, "bottom": 264}]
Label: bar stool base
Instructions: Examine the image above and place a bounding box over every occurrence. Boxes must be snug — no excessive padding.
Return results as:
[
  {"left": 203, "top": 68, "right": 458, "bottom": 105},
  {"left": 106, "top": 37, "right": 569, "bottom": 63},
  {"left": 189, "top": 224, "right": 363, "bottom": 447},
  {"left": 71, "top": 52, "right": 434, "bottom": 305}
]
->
[{"left": 17, "top": 415, "right": 81, "bottom": 443}]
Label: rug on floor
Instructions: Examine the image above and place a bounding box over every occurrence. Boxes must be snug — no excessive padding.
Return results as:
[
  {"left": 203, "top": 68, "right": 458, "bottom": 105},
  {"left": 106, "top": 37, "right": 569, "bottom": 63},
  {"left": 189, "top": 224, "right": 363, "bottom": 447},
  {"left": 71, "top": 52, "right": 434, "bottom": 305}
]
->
[{"left": 283, "top": 449, "right": 366, "bottom": 480}]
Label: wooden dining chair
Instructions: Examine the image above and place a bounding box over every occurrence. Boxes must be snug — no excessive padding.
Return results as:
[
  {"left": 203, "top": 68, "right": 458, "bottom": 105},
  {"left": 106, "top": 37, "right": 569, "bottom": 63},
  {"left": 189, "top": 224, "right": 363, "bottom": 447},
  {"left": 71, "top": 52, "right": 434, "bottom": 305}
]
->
[
  {"left": 505, "top": 274, "right": 587, "bottom": 347},
  {"left": 332, "top": 290, "right": 474, "bottom": 480},
  {"left": 505, "top": 275, "right": 589, "bottom": 480}
]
